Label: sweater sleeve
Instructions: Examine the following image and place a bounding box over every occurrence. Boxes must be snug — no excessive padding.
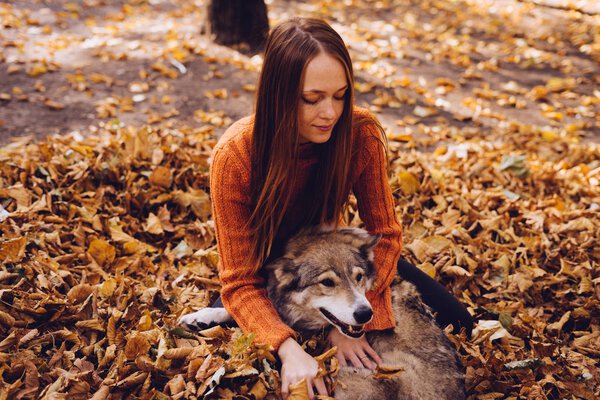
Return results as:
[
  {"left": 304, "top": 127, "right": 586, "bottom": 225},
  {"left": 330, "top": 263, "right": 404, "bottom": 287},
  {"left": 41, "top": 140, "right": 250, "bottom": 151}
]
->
[
  {"left": 210, "top": 147, "right": 297, "bottom": 350},
  {"left": 352, "top": 125, "right": 403, "bottom": 332}
]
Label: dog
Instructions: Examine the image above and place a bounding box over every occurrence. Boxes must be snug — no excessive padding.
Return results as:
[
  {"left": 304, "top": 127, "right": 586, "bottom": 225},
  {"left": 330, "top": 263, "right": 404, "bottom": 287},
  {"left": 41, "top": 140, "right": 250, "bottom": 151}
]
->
[{"left": 179, "top": 227, "right": 465, "bottom": 399}]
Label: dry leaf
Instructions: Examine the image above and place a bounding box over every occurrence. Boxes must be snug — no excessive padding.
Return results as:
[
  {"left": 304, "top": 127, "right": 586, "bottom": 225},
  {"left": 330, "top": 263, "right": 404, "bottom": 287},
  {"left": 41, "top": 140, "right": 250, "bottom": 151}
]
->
[
  {"left": 373, "top": 364, "right": 405, "bottom": 380},
  {"left": 124, "top": 334, "right": 151, "bottom": 360},
  {"left": 0, "top": 237, "right": 27, "bottom": 262},
  {"left": 149, "top": 166, "right": 173, "bottom": 188},
  {"left": 88, "top": 239, "right": 116, "bottom": 266}
]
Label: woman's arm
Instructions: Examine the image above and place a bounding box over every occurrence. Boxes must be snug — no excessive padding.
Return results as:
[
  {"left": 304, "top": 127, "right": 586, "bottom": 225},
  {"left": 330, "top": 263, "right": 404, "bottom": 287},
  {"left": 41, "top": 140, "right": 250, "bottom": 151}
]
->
[
  {"left": 212, "top": 145, "right": 329, "bottom": 397},
  {"left": 352, "top": 121, "right": 403, "bottom": 331},
  {"left": 210, "top": 147, "right": 297, "bottom": 350}
]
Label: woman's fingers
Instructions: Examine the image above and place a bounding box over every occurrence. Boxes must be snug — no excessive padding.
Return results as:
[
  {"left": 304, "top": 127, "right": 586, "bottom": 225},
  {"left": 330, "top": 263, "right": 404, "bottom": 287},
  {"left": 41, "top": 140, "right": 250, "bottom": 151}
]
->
[
  {"left": 356, "top": 350, "right": 377, "bottom": 370},
  {"left": 313, "top": 377, "right": 328, "bottom": 397},
  {"left": 363, "top": 343, "right": 383, "bottom": 365},
  {"left": 281, "top": 375, "right": 289, "bottom": 399},
  {"left": 348, "top": 351, "right": 365, "bottom": 369},
  {"left": 306, "top": 381, "right": 315, "bottom": 399},
  {"left": 336, "top": 352, "right": 348, "bottom": 367}
]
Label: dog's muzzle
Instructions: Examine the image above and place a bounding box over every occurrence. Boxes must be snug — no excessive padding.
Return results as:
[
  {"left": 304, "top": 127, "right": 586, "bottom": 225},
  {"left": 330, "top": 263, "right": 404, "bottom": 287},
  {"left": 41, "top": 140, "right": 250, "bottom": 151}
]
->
[{"left": 319, "top": 307, "right": 367, "bottom": 338}]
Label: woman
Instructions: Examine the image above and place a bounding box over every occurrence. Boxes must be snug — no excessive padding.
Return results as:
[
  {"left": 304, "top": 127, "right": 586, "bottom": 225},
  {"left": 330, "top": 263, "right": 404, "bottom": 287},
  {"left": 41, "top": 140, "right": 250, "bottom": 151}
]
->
[{"left": 207, "top": 17, "right": 472, "bottom": 399}]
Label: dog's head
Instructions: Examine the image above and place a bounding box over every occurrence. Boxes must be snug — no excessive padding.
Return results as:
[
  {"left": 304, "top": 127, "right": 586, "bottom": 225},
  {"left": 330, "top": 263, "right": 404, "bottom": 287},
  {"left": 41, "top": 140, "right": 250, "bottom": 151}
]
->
[{"left": 265, "top": 227, "right": 381, "bottom": 338}]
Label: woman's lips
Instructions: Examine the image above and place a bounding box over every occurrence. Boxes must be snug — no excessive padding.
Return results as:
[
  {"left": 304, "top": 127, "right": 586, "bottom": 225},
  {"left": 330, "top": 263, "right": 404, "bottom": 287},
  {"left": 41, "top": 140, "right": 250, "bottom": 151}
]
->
[{"left": 314, "top": 124, "right": 333, "bottom": 131}]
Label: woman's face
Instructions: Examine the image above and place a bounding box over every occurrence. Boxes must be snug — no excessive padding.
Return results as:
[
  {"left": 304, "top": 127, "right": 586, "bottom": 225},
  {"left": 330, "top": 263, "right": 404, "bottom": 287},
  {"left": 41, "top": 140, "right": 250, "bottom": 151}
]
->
[{"left": 298, "top": 52, "right": 348, "bottom": 144}]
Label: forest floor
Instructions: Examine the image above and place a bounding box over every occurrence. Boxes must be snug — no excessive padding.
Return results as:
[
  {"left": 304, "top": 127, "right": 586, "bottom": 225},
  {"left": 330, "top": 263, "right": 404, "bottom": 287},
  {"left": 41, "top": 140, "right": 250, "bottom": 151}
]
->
[{"left": 0, "top": 1, "right": 598, "bottom": 399}]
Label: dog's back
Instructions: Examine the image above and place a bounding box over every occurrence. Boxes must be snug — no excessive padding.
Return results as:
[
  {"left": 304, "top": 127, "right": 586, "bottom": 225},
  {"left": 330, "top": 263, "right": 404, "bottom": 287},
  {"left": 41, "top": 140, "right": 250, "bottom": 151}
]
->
[{"left": 335, "top": 280, "right": 465, "bottom": 399}]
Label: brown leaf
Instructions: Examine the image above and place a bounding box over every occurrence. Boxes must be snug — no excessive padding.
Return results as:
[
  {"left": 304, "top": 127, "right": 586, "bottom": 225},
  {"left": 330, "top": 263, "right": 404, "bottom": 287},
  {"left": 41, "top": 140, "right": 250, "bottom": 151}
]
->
[
  {"left": 89, "top": 385, "right": 110, "bottom": 400},
  {"left": 0, "top": 310, "right": 16, "bottom": 328},
  {"left": 143, "top": 212, "right": 164, "bottom": 235},
  {"left": 373, "top": 364, "right": 405, "bottom": 380},
  {"left": 67, "top": 283, "right": 94, "bottom": 304},
  {"left": 163, "top": 347, "right": 194, "bottom": 360},
  {"left": 116, "top": 371, "right": 148, "bottom": 389},
  {"left": 43, "top": 99, "right": 65, "bottom": 110},
  {"left": 124, "top": 334, "right": 151, "bottom": 360},
  {"left": 149, "top": 166, "right": 173, "bottom": 188},
  {"left": 0, "top": 237, "right": 26, "bottom": 263}
]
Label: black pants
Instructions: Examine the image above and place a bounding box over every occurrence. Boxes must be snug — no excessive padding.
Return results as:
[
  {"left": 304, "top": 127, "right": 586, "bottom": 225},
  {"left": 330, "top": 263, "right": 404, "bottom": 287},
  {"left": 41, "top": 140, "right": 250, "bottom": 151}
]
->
[{"left": 213, "top": 258, "right": 474, "bottom": 336}]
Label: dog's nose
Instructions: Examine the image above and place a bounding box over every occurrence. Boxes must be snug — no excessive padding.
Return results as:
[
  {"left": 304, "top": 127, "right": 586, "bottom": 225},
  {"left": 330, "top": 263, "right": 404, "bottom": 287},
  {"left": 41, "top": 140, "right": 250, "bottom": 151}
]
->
[{"left": 353, "top": 306, "right": 373, "bottom": 324}]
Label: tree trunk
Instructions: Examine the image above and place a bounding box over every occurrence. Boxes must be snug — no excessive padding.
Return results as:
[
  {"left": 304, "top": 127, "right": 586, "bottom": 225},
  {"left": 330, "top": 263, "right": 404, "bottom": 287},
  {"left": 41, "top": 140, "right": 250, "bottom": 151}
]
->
[{"left": 207, "top": 0, "right": 269, "bottom": 53}]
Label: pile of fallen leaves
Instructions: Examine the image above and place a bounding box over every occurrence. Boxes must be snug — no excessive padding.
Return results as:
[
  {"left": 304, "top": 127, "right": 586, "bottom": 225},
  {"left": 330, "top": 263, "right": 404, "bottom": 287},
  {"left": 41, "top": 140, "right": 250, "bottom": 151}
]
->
[
  {"left": 0, "top": 0, "right": 599, "bottom": 398},
  {"left": 0, "top": 125, "right": 288, "bottom": 399},
  {"left": 385, "top": 119, "right": 599, "bottom": 399},
  {"left": 1, "top": 113, "right": 598, "bottom": 399}
]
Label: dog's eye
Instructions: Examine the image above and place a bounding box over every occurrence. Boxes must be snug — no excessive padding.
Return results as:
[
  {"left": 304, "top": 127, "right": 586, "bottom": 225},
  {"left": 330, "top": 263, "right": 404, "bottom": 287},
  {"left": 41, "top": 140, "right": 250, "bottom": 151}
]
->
[
  {"left": 356, "top": 273, "right": 363, "bottom": 282},
  {"left": 320, "top": 278, "right": 335, "bottom": 287}
]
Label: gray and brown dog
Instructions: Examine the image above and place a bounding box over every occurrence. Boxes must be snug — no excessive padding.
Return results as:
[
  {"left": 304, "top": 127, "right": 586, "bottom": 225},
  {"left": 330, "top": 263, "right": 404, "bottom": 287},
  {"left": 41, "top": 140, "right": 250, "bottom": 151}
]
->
[{"left": 180, "top": 227, "right": 465, "bottom": 399}]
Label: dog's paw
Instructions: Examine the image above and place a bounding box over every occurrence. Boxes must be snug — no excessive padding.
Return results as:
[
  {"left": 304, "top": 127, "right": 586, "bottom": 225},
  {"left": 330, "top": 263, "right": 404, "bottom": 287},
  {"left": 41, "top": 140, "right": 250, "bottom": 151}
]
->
[{"left": 178, "top": 308, "right": 233, "bottom": 330}]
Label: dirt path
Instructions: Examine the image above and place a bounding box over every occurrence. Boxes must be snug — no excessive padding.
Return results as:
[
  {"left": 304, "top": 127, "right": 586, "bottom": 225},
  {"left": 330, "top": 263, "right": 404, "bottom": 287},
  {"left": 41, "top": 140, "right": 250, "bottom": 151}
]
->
[{"left": 0, "top": 0, "right": 598, "bottom": 146}]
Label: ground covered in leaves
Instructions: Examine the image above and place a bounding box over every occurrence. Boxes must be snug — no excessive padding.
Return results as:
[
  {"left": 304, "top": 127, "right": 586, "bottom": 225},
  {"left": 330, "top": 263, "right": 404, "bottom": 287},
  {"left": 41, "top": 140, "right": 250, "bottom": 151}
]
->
[{"left": 0, "top": 0, "right": 599, "bottom": 399}]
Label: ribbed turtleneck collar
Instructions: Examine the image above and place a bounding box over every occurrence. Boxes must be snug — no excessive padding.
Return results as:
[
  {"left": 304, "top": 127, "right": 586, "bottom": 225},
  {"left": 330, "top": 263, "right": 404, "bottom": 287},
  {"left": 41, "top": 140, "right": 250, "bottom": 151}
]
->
[{"left": 298, "top": 142, "right": 323, "bottom": 160}]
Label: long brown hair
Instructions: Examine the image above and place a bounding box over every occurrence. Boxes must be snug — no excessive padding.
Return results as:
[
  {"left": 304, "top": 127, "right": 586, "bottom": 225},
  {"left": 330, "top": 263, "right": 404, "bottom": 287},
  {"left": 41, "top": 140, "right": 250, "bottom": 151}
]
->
[{"left": 247, "top": 17, "right": 355, "bottom": 272}]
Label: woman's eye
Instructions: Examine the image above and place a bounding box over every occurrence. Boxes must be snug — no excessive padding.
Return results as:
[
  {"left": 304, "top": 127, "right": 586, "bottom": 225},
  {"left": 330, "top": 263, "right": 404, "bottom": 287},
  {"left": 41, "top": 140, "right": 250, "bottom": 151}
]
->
[
  {"left": 302, "top": 97, "right": 319, "bottom": 105},
  {"left": 334, "top": 95, "right": 345, "bottom": 101},
  {"left": 320, "top": 278, "right": 335, "bottom": 287},
  {"left": 356, "top": 273, "right": 363, "bottom": 282}
]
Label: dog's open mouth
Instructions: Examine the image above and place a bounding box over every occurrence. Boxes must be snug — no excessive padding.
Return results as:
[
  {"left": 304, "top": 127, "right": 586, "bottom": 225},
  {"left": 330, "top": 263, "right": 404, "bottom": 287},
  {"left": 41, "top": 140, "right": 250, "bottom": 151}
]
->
[{"left": 319, "top": 308, "right": 365, "bottom": 338}]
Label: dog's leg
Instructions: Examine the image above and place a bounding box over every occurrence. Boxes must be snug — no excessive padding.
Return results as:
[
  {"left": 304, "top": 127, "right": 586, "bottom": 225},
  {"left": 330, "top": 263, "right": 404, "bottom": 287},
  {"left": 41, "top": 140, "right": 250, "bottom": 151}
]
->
[{"left": 178, "top": 308, "right": 233, "bottom": 330}]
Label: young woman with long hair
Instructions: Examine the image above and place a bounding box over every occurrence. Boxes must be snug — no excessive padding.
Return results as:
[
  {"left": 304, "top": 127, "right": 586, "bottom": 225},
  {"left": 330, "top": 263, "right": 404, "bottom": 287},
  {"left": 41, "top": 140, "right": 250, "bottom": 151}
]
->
[{"left": 191, "top": 17, "right": 472, "bottom": 399}]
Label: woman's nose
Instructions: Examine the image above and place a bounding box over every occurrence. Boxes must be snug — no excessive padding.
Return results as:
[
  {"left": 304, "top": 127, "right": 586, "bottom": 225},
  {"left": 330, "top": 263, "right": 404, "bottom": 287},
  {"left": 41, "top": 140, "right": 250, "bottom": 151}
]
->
[{"left": 320, "top": 98, "right": 336, "bottom": 119}]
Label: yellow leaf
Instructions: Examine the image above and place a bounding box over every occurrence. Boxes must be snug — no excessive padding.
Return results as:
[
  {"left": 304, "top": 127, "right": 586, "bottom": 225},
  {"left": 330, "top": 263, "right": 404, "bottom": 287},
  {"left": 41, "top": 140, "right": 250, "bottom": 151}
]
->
[
  {"left": 288, "top": 379, "right": 310, "bottom": 400},
  {"left": 100, "top": 278, "right": 117, "bottom": 297},
  {"left": 418, "top": 262, "right": 436, "bottom": 278},
  {"left": 387, "top": 132, "right": 412, "bottom": 142},
  {"left": 70, "top": 144, "right": 94, "bottom": 157},
  {"left": 170, "top": 47, "right": 189, "bottom": 62},
  {"left": 429, "top": 168, "right": 445, "bottom": 183},
  {"left": 541, "top": 128, "right": 558, "bottom": 141},
  {"left": 27, "top": 64, "right": 47, "bottom": 77},
  {"left": 397, "top": 171, "right": 420, "bottom": 195},
  {"left": 88, "top": 238, "right": 116, "bottom": 266},
  {"left": 123, "top": 241, "right": 142, "bottom": 255},
  {"left": 139, "top": 311, "right": 153, "bottom": 331},
  {"left": 249, "top": 379, "right": 268, "bottom": 399}
]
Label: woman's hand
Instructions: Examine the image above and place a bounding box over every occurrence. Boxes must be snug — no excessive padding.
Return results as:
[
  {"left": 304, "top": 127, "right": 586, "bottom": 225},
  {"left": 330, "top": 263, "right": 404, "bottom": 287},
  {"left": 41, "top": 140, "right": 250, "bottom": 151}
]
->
[
  {"left": 327, "top": 328, "right": 383, "bottom": 370},
  {"left": 277, "top": 337, "right": 328, "bottom": 399}
]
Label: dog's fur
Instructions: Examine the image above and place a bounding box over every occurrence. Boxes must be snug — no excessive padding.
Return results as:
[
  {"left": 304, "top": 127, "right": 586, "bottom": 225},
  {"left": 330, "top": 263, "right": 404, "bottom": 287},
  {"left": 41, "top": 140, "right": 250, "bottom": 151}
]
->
[{"left": 179, "top": 227, "right": 465, "bottom": 399}]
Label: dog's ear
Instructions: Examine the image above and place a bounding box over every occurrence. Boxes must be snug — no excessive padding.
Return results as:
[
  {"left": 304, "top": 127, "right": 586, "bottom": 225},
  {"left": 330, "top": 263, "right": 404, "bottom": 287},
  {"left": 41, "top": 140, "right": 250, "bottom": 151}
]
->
[
  {"left": 265, "top": 258, "right": 299, "bottom": 291},
  {"left": 360, "top": 233, "right": 381, "bottom": 262}
]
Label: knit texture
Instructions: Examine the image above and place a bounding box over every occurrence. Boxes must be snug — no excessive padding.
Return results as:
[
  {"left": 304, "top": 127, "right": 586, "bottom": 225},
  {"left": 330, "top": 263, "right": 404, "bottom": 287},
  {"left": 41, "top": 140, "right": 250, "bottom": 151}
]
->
[{"left": 210, "top": 106, "right": 403, "bottom": 350}]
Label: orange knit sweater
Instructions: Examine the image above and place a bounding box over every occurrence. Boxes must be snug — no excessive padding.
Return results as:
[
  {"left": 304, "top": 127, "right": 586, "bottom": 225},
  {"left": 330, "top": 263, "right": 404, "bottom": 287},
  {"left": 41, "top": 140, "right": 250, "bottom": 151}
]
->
[{"left": 210, "top": 106, "right": 403, "bottom": 350}]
